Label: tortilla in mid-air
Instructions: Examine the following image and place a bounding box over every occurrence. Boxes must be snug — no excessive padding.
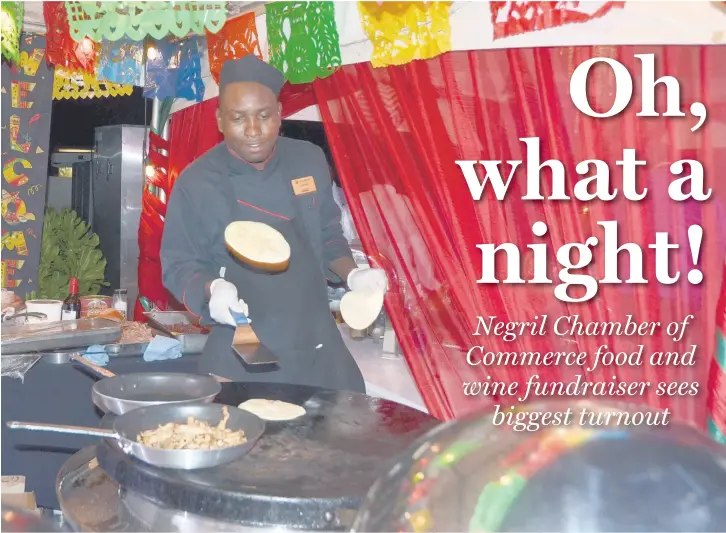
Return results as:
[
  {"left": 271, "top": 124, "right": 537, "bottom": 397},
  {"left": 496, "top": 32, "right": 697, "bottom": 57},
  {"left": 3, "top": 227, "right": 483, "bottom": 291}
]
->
[
  {"left": 340, "top": 290, "right": 384, "bottom": 330},
  {"left": 238, "top": 399, "right": 306, "bottom": 421},
  {"left": 224, "top": 220, "right": 291, "bottom": 272}
]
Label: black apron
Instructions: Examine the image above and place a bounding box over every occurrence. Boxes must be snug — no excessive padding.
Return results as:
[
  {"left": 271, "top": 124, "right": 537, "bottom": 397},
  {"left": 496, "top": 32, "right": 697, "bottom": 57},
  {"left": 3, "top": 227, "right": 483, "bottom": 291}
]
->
[{"left": 199, "top": 178, "right": 365, "bottom": 394}]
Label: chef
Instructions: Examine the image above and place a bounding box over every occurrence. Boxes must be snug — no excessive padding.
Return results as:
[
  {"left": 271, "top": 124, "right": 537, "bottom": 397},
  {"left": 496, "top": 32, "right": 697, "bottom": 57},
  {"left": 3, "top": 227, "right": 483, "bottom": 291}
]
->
[{"left": 161, "top": 56, "right": 387, "bottom": 393}]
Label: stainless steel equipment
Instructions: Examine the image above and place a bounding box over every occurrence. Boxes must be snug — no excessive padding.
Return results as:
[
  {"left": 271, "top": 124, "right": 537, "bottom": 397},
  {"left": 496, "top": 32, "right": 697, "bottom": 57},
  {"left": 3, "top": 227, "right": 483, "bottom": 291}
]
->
[
  {"left": 42, "top": 343, "right": 151, "bottom": 364},
  {"left": 8, "top": 404, "right": 264, "bottom": 470},
  {"left": 48, "top": 149, "right": 93, "bottom": 219},
  {"left": 55, "top": 382, "right": 439, "bottom": 532},
  {"left": 91, "top": 372, "right": 221, "bottom": 415},
  {"left": 144, "top": 310, "right": 209, "bottom": 354},
  {"left": 1, "top": 318, "right": 122, "bottom": 355},
  {"left": 92, "top": 125, "right": 146, "bottom": 320}
]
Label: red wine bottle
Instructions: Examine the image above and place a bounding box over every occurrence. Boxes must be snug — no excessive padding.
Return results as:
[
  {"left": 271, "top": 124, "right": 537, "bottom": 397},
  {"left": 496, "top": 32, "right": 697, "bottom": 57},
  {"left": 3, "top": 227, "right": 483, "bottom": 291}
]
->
[{"left": 61, "top": 277, "right": 81, "bottom": 321}]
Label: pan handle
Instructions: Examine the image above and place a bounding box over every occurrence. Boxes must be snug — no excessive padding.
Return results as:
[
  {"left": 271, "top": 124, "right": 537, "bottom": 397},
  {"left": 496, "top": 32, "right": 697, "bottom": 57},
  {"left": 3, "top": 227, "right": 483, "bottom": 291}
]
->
[
  {"left": 6, "top": 420, "right": 118, "bottom": 438},
  {"left": 69, "top": 353, "right": 117, "bottom": 378}
]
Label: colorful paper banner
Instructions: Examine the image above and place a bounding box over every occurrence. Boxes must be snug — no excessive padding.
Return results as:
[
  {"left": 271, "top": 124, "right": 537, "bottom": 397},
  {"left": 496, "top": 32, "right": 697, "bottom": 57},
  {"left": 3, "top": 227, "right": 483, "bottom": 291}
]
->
[
  {"left": 267, "top": 1, "right": 342, "bottom": 84},
  {"left": 53, "top": 63, "right": 135, "bottom": 100},
  {"left": 357, "top": 1, "right": 452, "bottom": 68},
  {"left": 1, "top": 34, "right": 54, "bottom": 298},
  {"left": 1, "top": 1, "right": 24, "bottom": 65},
  {"left": 489, "top": 1, "right": 625, "bottom": 40},
  {"left": 98, "top": 36, "right": 144, "bottom": 86},
  {"left": 144, "top": 37, "right": 205, "bottom": 102},
  {"left": 65, "top": 1, "right": 227, "bottom": 42},
  {"left": 206, "top": 12, "right": 263, "bottom": 85},
  {"left": 44, "top": 1, "right": 97, "bottom": 72}
]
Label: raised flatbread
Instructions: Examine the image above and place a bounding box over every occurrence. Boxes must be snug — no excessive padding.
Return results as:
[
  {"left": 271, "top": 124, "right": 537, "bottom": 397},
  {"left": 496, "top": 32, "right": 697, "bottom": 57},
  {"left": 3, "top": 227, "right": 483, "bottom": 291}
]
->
[
  {"left": 238, "top": 399, "right": 306, "bottom": 421},
  {"left": 225, "top": 221, "right": 291, "bottom": 273},
  {"left": 340, "top": 290, "right": 384, "bottom": 331}
]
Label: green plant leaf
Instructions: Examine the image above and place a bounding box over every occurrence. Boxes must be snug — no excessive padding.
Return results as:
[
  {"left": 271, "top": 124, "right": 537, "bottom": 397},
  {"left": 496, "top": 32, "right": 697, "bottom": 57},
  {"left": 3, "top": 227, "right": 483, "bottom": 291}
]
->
[{"left": 38, "top": 207, "right": 109, "bottom": 299}]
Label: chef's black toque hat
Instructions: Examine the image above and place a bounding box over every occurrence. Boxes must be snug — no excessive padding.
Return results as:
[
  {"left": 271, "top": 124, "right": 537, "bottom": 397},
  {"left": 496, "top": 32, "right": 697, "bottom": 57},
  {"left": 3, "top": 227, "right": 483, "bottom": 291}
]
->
[{"left": 219, "top": 55, "right": 285, "bottom": 98}]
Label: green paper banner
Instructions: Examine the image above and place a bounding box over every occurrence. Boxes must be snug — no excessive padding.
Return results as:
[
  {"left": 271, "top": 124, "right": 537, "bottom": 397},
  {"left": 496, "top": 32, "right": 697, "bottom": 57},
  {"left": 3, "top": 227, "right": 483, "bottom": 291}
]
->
[
  {"left": 65, "top": 1, "right": 227, "bottom": 42},
  {"left": 267, "top": 1, "right": 342, "bottom": 84},
  {"left": 1, "top": 1, "right": 24, "bottom": 65}
]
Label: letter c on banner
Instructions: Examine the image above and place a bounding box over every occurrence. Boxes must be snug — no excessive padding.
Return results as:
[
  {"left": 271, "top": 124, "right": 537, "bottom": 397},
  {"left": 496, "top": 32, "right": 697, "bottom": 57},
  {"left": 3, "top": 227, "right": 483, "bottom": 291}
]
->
[{"left": 3, "top": 158, "right": 32, "bottom": 187}]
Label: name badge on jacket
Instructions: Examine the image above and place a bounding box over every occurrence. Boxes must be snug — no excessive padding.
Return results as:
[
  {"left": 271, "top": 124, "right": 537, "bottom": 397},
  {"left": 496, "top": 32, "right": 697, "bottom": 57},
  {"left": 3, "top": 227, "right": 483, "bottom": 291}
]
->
[{"left": 291, "top": 176, "right": 316, "bottom": 196}]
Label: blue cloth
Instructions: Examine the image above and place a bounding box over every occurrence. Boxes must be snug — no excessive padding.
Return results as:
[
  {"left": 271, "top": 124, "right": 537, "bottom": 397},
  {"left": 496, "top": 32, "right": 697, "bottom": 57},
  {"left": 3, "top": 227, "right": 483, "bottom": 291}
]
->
[
  {"left": 143, "top": 335, "right": 182, "bottom": 362},
  {"left": 84, "top": 345, "right": 109, "bottom": 367}
]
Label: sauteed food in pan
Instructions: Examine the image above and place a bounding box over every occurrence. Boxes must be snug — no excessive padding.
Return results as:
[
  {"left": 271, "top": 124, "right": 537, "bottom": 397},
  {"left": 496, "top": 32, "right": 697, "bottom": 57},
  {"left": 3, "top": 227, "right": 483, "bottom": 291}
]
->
[{"left": 137, "top": 406, "right": 247, "bottom": 450}]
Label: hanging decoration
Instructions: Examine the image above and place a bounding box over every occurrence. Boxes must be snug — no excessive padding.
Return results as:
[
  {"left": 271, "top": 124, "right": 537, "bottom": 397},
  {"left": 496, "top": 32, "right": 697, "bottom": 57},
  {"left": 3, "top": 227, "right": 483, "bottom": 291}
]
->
[
  {"left": 64, "top": 1, "right": 227, "bottom": 42},
  {"left": 53, "top": 63, "right": 134, "bottom": 100},
  {"left": 266, "top": 1, "right": 342, "bottom": 84},
  {"left": 206, "top": 12, "right": 262, "bottom": 85},
  {"left": 144, "top": 37, "right": 205, "bottom": 102},
  {"left": 357, "top": 2, "right": 452, "bottom": 68},
  {"left": 2, "top": 34, "right": 53, "bottom": 297},
  {"left": 99, "top": 36, "right": 143, "bottom": 86},
  {"left": 489, "top": 1, "right": 625, "bottom": 40},
  {"left": 44, "top": 2, "right": 97, "bottom": 72},
  {"left": 1, "top": 1, "right": 23, "bottom": 65}
]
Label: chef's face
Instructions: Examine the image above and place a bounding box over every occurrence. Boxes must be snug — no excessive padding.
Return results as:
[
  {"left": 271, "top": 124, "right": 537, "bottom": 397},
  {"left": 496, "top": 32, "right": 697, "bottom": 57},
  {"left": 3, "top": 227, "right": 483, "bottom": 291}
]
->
[{"left": 217, "top": 82, "right": 282, "bottom": 163}]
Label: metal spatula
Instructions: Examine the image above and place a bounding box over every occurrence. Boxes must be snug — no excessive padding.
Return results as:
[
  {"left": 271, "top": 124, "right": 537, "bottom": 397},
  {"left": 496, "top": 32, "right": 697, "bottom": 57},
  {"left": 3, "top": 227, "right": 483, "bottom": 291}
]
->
[{"left": 229, "top": 308, "right": 279, "bottom": 366}]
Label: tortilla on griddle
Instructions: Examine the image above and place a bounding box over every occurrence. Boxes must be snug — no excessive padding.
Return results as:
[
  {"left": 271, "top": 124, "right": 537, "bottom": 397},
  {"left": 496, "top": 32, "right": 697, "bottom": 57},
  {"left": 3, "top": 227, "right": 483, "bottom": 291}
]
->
[{"left": 238, "top": 399, "right": 306, "bottom": 421}]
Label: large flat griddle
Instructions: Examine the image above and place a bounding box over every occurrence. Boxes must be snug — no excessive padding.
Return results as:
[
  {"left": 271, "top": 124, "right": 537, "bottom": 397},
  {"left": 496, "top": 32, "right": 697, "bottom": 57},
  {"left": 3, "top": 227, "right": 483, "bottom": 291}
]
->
[{"left": 97, "top": 382, "right": 438, "bottom": 529}]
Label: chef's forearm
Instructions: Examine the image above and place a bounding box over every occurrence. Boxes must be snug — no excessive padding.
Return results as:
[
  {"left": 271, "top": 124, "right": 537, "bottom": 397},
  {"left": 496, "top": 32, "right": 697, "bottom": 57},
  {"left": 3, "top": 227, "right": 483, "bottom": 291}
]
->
[{"left": 329, "top": 256, "right": 358, "bottom": 283}]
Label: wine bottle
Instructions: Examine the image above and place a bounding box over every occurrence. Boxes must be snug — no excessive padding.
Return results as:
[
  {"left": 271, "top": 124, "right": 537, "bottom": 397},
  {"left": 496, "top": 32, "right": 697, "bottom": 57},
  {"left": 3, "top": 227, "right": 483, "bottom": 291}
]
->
[{"left": 61, "top": 277, "right": 81, "bottom": 321}]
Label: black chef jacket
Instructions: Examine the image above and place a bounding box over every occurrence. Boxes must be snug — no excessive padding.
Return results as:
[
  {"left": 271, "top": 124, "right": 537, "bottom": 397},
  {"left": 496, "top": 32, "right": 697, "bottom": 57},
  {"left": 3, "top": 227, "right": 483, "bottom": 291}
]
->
[{"left": 160, "top": 138, "right": 365, "bottom": 392}]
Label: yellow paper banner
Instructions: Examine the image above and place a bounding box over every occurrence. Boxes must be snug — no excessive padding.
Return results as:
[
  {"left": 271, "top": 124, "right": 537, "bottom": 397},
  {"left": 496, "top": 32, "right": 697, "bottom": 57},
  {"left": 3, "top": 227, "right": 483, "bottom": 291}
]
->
[
  {"left": 358, "top": 2, "right": 452, "bottom": 68},
  {"left": 53, "top": 64, "right": 134, "bottom": 100}
]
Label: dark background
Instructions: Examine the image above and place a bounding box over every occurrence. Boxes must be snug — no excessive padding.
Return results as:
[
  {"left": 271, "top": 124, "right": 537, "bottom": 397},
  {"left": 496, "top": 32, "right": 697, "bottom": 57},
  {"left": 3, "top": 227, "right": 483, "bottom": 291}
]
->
[
  {"left": 50, "top": 92, "right": 333, "bottom": 176},
  {"left": 49, "top": 87, "right": 152, "bottom": 151}
]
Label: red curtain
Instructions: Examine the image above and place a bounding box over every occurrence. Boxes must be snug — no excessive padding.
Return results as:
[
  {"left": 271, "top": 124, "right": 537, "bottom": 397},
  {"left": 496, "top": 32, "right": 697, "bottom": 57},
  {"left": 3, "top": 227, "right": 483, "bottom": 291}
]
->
[
  {"left": 313, "top": 46, "right": 726, "bottom": 423},
  {"left": 134, "top": 132, "right": 170, "bottom": 320}
]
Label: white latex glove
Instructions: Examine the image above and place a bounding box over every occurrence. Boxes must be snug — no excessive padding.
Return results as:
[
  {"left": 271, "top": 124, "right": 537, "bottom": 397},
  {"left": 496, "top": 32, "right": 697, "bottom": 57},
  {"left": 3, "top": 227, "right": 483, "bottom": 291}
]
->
[
  {"left": 347, "top": 266, "right": 388, "bottom": 293},
  {"left": 208, "top": 278, "right": 249, "bottom": 327}
]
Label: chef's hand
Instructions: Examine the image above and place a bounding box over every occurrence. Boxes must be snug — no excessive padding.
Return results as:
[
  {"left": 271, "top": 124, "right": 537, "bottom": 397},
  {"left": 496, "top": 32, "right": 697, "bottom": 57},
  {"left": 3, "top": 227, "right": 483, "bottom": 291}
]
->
[
  {"left": 208, "top": 279, "right": 249, "bottom": 327},
  {"left": 347, "top": 267, "right": 388, "bottom": 293}
]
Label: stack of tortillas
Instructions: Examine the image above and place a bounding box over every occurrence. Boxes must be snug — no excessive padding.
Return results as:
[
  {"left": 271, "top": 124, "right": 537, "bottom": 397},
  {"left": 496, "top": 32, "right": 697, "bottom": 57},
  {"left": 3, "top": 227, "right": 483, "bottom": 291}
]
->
[
  {"left": 238, "top": 399, "right": 306, "bottom": 421},
  {"left": 225, "top": 221, "right": 291, "bottom": 272},
  {"left": 340, "top": 290, "right": 384, "bottom": 331}
]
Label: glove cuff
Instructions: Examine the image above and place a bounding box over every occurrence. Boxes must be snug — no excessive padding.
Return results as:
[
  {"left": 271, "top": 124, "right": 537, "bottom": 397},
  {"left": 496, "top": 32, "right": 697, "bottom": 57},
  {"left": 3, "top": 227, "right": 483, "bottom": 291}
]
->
[
  {"left": 209, "top": 278, "right": 225, "bottom": 294},
  {"left": 347, "top": 266, "right": 364, "bottom": 289}
]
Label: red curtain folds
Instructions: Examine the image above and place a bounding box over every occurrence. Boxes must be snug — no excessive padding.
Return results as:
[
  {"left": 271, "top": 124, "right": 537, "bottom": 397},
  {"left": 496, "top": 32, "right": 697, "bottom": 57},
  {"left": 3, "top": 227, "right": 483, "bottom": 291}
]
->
[
  {"left": 313, "top": 47, "right": 726, "bottom": 422},
  {"left": 135, "top": 132, "right": 170, "bottom": 319}
]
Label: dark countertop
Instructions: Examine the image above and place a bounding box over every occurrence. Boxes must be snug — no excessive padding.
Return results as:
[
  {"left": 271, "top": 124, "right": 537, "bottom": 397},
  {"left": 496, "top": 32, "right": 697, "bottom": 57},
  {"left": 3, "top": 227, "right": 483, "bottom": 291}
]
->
[
  {"left": 1, "top": 354, "right": 201, "bottom": 510},
  {"left": 97, "top": 382, "right": 439, "bottom": 528}
]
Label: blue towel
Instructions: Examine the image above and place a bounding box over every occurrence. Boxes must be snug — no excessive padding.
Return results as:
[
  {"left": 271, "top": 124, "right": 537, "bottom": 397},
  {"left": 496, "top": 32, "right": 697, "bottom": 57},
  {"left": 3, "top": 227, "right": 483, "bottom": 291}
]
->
[
  {"left": 143, "top": 335, "right": 182, "bottom": 362},
  {"left": 84, "top": 345, "right": 109, "bottom": 366}
]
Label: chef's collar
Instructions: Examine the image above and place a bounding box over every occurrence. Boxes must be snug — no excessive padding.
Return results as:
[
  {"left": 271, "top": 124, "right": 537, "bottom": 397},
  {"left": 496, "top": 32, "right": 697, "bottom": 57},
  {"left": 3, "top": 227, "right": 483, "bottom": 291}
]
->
[{"left": 226, "top": 143, "right": 277, "bottom": 171}]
